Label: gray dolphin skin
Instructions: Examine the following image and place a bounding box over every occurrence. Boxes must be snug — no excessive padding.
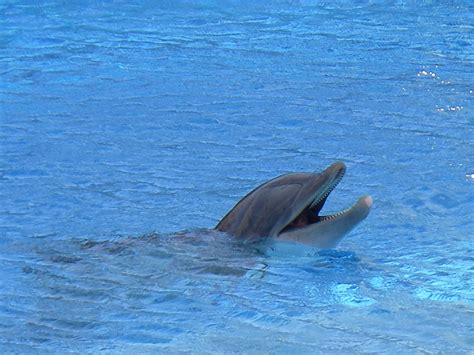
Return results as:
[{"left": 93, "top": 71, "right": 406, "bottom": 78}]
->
[{"left": 216, "top": 161, "right": 373, "bottom": 248}]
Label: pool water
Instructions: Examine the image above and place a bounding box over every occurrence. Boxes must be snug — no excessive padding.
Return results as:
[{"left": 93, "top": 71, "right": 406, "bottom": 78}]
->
[{"left": 1, "top": 1, "right": 473, "bottom": 353}]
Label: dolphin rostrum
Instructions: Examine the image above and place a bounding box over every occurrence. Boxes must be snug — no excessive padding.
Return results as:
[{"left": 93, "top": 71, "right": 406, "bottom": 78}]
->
[{"left": 216, "top": 161, "right": 372, "bottom": 248}]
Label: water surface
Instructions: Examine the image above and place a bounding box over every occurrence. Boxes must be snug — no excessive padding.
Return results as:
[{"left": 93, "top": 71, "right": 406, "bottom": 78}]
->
[{"left": 1, "top": 1, "right": 473, "bottom": 353}]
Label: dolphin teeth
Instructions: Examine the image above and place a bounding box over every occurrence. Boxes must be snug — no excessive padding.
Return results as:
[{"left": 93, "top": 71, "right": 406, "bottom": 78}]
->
[
  {"left": 309, "top": 185, "right": 333, "bottom": 209},
  {"left": 309, "top": 170, "right": 345, "bottom": 209},
  {"left": 319, "top": 206, "right": 352, "bottom": 222}
]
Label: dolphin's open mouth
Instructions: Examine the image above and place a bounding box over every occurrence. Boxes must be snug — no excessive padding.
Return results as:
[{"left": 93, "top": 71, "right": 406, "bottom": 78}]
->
[{"left": 280, "top": 163, "right": 363, "bottom": 234}]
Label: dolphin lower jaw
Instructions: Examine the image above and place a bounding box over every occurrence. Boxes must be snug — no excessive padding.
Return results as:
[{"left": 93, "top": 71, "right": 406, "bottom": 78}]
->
[
  {"left": 277, "top": 195, "right": 373, "bottom": 248},
  {"left": 318, "top": 195, "right": 372, "bottom": 223}
]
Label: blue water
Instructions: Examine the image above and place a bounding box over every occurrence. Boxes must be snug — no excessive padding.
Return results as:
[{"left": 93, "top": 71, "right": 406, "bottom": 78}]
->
[{"left": 1, "top": 1, "right": 473, "bottom": 353}]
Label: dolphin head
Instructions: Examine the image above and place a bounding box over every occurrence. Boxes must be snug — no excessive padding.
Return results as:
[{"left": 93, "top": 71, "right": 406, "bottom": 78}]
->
[{"left": 215, "top": 161, "right": 372, "bottom": 248}]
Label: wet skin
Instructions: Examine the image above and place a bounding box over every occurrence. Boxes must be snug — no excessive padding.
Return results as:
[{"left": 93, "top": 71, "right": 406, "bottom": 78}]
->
[{"left": 216, "top": 161, "right": 372, "bottom": 248}]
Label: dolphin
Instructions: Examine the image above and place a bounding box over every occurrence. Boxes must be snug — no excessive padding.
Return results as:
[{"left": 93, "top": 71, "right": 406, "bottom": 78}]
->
[{"left": 215, "top": 161, "right": 372, "bottom": 248}]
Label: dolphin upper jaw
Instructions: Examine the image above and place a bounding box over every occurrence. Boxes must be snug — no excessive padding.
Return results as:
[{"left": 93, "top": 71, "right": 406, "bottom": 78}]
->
[
  {"left": 268, "top": 161, "right": 347, "bottom": 236},
  {"left": 216, "top": 161, "right": 372, "bottom": 247},
  {"left": 268, "top": 175, "right": 336, "bottom": 237}
]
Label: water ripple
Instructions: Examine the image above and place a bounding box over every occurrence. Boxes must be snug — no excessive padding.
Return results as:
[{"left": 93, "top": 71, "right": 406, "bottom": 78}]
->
[{"left": 1, "top": 1, "right": 473, "bottom": 353}]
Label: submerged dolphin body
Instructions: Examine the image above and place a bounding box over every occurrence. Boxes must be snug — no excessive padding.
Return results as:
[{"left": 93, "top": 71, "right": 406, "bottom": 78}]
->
[{"left": 216, "top": 161, "right": 372, "bottom": 248}]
